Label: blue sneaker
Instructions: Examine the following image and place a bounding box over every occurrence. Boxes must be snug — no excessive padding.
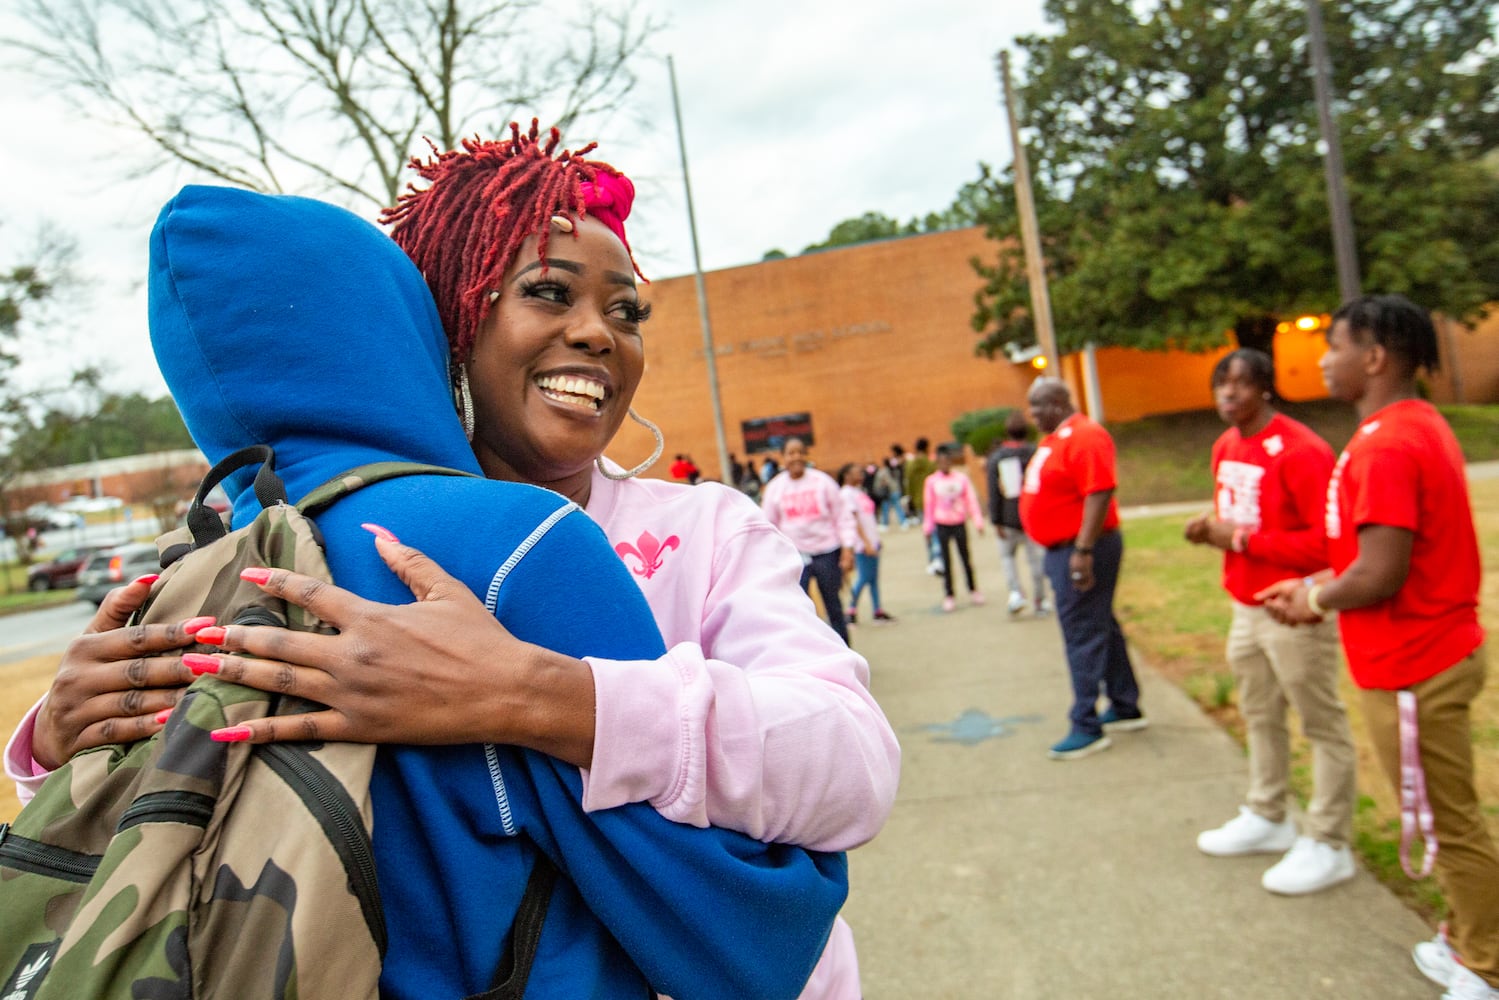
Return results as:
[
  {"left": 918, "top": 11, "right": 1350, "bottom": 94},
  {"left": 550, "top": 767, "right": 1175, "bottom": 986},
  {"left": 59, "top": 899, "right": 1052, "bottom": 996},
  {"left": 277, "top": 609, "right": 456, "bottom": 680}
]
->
[
  {"left": 1048, "top": 731, "right": 1112, "bottom": 760},
  {"left": 1098, "top": 706, "right": 1149, "bottom": 732}
]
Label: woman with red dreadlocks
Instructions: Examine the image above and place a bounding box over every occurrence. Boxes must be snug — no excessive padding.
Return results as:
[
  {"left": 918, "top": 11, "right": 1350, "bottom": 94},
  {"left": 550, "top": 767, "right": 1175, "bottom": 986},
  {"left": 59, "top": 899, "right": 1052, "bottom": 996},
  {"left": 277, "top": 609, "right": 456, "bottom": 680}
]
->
[{"left": 9, "top": 123, "right": 897, "bottom": 998}]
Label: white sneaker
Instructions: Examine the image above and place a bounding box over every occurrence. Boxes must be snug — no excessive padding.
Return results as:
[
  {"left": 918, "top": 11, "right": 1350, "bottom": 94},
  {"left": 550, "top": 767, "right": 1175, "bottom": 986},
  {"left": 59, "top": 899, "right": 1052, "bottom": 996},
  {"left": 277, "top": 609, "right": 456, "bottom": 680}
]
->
[
  {"left": 1444, "top": 966, "right": 1499, "bottom": 1000},
  {"left": 1007, "top": 591, "right": 1026, "bottom": 614},
  {"left": 926, "top": 559, "right": 943, "bottom": 575},
  {"left": 1260, "top": 836, "right": 1356, "bottom": 895},
  {"left": 1416, "top": 932, "right": 1459, "bottom": 987},
  {"left": 1196, "top": 806, "right": 1297, "bottom": 857}
]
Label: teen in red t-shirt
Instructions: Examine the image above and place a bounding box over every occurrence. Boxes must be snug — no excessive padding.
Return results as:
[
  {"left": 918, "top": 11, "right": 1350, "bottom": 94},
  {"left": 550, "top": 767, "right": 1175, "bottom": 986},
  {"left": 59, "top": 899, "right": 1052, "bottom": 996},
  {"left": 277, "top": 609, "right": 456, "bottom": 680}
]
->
[
  {"left": 1260, "top": 295, "right": 1496, "bottom": 994},
  {"left": 1186, "top": 349, "right": 1355, "bottom": 897},
  {"left": 1324, "top": 398, "right": 1483, "bottom": 689}
]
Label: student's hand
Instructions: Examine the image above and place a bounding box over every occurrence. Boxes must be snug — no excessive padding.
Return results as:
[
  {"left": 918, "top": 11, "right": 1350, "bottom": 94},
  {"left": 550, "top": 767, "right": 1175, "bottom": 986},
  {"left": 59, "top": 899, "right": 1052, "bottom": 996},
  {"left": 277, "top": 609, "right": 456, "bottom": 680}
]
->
[
  {"left": 839, "top": 547, "right": 854, "bottom": 575},
  {"left": 1183, "top": 513, "right": 1212, "bottom": 544},
  {"left": 1255, "top": 578, "right": 1322, "bottom": 625},
  {"left": 33, "top": 577, "right": 204, "bottom": 770},
  {"left": 183, "top": 533, "right": 596, "bottom": 766}
]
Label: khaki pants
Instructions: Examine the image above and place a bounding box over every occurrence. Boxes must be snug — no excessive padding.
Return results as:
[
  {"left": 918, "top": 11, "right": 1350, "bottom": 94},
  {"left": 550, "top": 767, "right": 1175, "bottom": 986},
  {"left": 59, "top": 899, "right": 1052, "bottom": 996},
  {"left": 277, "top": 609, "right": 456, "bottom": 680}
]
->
[
  {"left": 1361, "top": 646, "right": 1499, "bottom": 987},
  {"left": 1227, "top": 602, "right": 1355, "bottom": 846}
]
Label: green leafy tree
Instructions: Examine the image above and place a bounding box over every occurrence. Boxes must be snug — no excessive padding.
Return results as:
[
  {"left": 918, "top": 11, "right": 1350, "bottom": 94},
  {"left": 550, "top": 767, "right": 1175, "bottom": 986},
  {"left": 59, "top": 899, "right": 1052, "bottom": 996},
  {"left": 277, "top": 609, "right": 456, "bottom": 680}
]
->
[
  {"left": 971, "top": 0, "right": 1499, "bottom": 358},
  {"left": 9, "top": 389, "right": 194, "bottom": 467},
  {"left": 0, "top": 225, "right": 79, "bottom": 568},
  {"left": 798, "top": 175, "right": 1002, "bottom": 256}
]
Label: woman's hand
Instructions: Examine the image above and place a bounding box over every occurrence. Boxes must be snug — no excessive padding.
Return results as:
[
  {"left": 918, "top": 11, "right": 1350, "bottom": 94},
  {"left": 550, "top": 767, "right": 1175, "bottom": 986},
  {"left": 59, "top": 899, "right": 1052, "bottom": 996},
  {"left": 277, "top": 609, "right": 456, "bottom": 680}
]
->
[
  {"left": 33, "top": 576, "right": 205, "bottom": 770},
  {"left": 186, "top": 532, "right": 597, "bottom": 766}
]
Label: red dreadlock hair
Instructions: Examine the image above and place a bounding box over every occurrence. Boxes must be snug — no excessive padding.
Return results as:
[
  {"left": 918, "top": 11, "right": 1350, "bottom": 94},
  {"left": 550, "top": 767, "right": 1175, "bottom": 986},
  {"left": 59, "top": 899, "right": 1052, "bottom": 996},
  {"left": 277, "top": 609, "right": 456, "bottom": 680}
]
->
[{"left": 381, "top": 120, "right": 639, "bottom": 365}]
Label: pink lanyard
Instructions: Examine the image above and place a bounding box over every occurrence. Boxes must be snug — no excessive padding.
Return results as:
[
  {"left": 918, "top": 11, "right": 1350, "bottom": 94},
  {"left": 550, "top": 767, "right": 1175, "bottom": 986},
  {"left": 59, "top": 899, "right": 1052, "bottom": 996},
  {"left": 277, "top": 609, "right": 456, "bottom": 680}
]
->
[{"left": 1397, "top": 690, "right": 1438, "bottom": 879}]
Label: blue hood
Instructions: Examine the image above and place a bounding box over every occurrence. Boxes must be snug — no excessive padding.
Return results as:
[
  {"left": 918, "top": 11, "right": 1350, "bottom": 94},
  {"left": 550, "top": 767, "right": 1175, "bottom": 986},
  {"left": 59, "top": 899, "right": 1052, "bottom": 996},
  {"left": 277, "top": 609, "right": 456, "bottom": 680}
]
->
[
  {"left": 149, "top": 184, "right": 478, "bottom": 518},
  {"left": 146, "top": 186, "right": 845, "bottom": 1000}
]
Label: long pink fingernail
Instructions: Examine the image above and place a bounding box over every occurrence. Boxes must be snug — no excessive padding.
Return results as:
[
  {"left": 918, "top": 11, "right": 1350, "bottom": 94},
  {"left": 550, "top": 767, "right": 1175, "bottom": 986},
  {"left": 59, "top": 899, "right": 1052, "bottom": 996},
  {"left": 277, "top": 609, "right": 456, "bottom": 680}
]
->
[
  {"left": 240, "top": 567, "right": 273, "bottom": 585},
  {"left": 210, "top": 726, "right": 253, "bottom": 743},
  {"left": 184, "top": 653, "right": 220, "bottom": 675},
  {"left": 183, "top": 616, "right": 217, "bottom": 635},
  {"left": 361, "top": 523, "right": 400, "bottom": 543},
  {"left": 132, "top": 574, "right": 160, "bottom": 587},
  {"left": 195, "top": 626, "right": 226, "bottom": 645},
  {"left": 154, "top": 708, "right": 173, "bottom": 724}
]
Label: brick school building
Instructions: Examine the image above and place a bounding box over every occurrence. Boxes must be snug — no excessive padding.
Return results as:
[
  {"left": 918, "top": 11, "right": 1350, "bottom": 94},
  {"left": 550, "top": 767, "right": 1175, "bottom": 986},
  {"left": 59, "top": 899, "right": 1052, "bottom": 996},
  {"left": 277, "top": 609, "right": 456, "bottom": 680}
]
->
[{"left": 615, "top": 226, "right": 1499, "bottom": 482}]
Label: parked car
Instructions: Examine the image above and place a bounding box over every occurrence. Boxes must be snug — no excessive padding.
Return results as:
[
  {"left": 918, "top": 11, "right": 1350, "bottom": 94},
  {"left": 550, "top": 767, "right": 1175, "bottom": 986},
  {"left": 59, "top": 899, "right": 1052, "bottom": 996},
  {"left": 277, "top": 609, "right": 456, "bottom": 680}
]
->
[
  {"left": 26, "top": 544, "right": 112, "bottom": 591},
  {"left": 24, "top": 503, "right": 86, "bottom": 530},
  {"left": 58, "top": 495, "right": 125, "bottom": 514},
  {"left": 76, "top": 542, "right": 162, "bottom": 606}
]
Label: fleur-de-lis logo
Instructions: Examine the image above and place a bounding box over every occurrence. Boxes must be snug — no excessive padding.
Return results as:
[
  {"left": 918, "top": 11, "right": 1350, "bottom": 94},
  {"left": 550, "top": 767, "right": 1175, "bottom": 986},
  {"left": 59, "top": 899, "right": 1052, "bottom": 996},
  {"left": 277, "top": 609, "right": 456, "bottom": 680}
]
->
[{"left": 615, "top": 530, "right": 680, "bottom": 580}]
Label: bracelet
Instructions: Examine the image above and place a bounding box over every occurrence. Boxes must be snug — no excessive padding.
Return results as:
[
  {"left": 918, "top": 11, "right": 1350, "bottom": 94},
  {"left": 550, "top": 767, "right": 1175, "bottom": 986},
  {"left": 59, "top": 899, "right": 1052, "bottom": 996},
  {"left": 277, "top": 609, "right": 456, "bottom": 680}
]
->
[
  {"left": 1304, "top": 579, "right": 1328, "bottom": 617},
  {"left": 1074, "top": 546, "right": 1093, "bottom": 555}
]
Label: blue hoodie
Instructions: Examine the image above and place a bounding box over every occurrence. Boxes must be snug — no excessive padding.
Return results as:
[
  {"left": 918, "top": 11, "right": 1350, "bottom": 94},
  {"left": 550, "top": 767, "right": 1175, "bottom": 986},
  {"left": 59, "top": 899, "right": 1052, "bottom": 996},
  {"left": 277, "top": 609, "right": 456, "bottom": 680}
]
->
[{"left": 147, "top": 185, "right": 846, "bottom": 999}]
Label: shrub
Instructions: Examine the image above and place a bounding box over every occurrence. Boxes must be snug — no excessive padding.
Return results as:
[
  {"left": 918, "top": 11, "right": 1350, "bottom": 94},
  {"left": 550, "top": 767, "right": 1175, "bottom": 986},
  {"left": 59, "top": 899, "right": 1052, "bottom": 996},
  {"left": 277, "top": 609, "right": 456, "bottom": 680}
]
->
[{"left": 951, "top": 407, "right": 1016, "bottom": 456}]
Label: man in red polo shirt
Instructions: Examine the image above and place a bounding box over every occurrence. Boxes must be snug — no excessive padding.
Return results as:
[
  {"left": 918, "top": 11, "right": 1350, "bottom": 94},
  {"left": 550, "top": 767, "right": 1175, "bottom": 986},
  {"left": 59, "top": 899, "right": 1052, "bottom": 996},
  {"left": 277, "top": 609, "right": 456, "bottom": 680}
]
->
[
  {"left": 1020, "top": 378, "right": 1145, "bottom": 760},
  {"left": 1261, "top": 295, "right": 1498, "bottom": 1000}
]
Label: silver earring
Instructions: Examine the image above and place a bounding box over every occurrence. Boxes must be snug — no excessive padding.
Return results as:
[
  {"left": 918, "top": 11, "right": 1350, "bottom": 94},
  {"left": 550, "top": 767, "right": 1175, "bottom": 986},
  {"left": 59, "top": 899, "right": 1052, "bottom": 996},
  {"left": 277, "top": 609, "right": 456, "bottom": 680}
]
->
[
  {"left": 453, "top": 366, "right": 475, "bottom": 441},
  {"left": 597, "top": 409, "right": 664, "bottom": 480}
]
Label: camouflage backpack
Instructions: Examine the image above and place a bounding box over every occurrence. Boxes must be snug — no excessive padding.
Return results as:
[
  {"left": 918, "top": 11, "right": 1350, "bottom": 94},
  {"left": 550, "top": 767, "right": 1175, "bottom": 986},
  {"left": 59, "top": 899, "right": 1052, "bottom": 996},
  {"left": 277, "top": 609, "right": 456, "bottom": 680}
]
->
[{"left": 0, "top": 446, "right": 484, "bottom": 1000}]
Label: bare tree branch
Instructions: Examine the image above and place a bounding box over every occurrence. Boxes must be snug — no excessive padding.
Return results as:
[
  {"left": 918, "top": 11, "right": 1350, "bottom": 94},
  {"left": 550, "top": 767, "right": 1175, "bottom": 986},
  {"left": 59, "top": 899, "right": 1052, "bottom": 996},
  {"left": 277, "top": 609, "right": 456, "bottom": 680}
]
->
[{"left": 6, "top": 0, "right": 662, "bottom": 210}]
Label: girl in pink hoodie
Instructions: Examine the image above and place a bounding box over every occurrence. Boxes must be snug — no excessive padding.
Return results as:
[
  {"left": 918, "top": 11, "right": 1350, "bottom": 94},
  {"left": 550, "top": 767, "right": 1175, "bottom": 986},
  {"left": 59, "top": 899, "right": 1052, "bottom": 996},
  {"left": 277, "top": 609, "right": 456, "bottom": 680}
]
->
[{"left": 923, "top": 445, "right": 986, "bottom": 612}]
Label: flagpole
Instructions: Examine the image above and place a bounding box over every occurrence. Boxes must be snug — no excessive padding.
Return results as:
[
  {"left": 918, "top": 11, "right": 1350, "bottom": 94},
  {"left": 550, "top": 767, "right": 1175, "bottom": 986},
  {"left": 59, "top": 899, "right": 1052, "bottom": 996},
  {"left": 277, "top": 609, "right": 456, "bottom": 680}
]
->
[{"left": 667, "top": 54, "right": 732, "bottom": 484}]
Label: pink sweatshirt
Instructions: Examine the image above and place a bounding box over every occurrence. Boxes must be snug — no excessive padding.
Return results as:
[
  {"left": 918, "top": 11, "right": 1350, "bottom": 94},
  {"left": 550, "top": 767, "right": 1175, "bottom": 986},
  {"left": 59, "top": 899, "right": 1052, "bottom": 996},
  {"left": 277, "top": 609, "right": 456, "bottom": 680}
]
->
[
  {"left": 760, "top": 468, "right": 857, "bottom": 555},
  {"left": 584, "top": 465, "right": 892, "bottom": 998},
  {"left": 922, "top": 469, "right": 982, "bottom": 534},
  {"left": 841, "top": 485, "right": 880, "bottom": 556}
]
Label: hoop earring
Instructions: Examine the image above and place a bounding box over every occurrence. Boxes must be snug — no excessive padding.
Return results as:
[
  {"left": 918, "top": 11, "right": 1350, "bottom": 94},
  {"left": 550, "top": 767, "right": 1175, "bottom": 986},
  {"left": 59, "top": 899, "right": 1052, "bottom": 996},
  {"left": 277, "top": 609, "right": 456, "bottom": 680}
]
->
[
  {"left": 453, "top": 365, "right": 475, "bottom": 441},
  {"left": 597, "top": 409, "right": 664, "bottom": 480}
]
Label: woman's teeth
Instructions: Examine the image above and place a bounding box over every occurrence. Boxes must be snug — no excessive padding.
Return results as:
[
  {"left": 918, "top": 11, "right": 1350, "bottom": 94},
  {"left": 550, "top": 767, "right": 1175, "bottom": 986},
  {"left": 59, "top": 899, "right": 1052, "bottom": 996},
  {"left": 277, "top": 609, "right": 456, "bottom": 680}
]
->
[{"left": 536, "top": 374, "right": 604, "bottom": 411}]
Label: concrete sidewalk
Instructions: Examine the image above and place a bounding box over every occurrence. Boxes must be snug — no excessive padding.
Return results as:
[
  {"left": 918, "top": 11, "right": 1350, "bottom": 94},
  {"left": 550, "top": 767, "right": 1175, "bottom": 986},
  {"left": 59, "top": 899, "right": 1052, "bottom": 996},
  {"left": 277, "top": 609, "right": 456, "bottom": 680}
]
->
[{"left": 840, "top": 524, "right": 1436, "bottom": 999}]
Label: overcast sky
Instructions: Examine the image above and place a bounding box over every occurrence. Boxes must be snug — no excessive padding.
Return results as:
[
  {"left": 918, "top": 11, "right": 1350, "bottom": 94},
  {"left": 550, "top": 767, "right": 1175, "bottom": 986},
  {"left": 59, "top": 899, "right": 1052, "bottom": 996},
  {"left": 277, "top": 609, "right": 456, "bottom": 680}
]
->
[{"left": 0, "top": 0, "right": 1050, "bottom": 397}]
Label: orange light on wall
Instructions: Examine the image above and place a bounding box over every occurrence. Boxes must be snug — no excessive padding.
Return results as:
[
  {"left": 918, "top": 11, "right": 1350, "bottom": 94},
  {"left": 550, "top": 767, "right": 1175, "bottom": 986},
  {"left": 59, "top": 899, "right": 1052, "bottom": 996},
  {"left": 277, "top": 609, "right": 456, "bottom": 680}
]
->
[
  {"left": 1031, "top": 355, "right": 1048, "bottom": 370},
  {"left": 1275, "top": 321, "right": 1292, "bottom": 335},
  {"left": 1295, "top": 314, "right": 1322, "bottom": 331}
]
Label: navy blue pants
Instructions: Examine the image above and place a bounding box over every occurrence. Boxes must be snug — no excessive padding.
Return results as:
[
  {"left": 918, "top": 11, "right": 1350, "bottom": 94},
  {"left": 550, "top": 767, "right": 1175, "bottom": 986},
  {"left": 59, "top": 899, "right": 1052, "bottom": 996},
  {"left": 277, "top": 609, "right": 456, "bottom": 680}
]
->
[
  {"left": 1042, "top": 530, "right": 1140, "bottom": 737},
  {"left": 800, "top": 548, "right": 850, "bottom": 645}
]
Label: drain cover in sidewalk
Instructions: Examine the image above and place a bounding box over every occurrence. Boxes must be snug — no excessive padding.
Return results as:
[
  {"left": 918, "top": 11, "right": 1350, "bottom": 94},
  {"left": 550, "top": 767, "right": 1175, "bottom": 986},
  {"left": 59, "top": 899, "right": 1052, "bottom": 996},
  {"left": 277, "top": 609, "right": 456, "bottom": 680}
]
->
[{"left": 917, "top": 709, "right": 1043, "bottom": 746}]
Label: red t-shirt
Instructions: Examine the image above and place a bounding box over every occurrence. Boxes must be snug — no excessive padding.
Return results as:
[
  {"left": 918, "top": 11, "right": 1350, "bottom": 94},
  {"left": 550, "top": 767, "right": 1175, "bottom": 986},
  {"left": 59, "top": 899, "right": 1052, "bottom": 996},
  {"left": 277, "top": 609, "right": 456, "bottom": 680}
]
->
[
  {"left": 1019, "top": 412, "right": 1120, "bottom": 547},
  {"left": 1326, "top": 399, "right": 1484, "bottom": 689},
  {"left": 1212, "top": 413, "right": 1333, "bottom": 604}
]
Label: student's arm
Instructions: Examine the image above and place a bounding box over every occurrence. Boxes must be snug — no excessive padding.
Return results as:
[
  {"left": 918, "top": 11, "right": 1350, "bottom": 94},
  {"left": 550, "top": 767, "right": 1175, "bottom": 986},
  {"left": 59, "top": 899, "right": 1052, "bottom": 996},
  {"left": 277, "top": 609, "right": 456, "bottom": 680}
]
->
[{"left": 1259, "top": 525, "right": 1412, "bottom": 623}]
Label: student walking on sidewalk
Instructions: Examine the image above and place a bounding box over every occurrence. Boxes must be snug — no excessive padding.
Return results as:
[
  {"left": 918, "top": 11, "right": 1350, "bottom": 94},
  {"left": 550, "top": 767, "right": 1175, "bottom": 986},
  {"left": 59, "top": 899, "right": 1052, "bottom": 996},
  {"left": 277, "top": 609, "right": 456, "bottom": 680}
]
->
[
  {"left": 985, "top": 411, "right": 1050, "bottom": 616},
  {"left": 839, "top": 463, "right": 894, "bottom": 625},
  {"left": 923, "top": 445, "right": 985, "bottom": 613},
  {"left": 1185, "top": 349, "right": 1357, "bottom": 896},
  {"left": 762, "top": 438, "right": 858, "bottom": 645}
]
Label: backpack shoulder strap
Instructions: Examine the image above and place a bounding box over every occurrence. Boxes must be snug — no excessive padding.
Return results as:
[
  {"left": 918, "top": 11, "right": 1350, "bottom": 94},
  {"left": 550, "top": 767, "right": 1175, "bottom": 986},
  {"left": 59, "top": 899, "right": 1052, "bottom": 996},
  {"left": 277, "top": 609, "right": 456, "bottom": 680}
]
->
[{"left": 297, "top": 462, "right": 479, "bottom": 516}]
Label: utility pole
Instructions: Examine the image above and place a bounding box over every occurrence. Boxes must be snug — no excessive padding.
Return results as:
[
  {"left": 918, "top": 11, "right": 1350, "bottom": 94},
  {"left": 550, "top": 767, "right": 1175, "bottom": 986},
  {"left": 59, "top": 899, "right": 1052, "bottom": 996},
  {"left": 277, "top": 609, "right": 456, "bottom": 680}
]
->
[
  {"left": 999, "top": 50, "right": 1061, "bottom": 377},
  {"left": 667, "top": 55, "right": 732, "bottom": 484},
  {"left": 1305, "top": 0, "right": 1361, "bottom": 303}
]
